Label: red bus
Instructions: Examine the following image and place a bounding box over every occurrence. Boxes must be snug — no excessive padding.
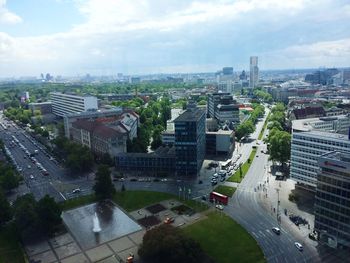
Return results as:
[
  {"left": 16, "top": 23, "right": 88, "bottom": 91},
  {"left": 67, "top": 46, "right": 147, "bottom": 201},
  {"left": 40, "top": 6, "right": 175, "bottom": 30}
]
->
[{"left": 209, "top": 192, "right": 228, "bottom": 205}]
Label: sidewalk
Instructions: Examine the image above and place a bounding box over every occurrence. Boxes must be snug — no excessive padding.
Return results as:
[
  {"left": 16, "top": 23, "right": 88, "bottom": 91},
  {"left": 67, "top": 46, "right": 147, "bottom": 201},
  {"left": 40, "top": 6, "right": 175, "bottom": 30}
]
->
[{"left": 257, "top": 161, "right": 318, "bottom": 247}]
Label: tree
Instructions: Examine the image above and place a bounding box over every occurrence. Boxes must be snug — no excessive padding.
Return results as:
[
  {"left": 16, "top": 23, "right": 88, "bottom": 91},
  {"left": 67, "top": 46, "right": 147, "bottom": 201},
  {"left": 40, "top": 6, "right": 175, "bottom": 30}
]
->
[
  {"left": 0, "top": 190, "right": 12, "bottom": 225},
  {"left": 138, "top": 224, "right": 212, "bottom": 263},
  {"left": 151, "top": 129, "right": 162, "bottom": 150},
  {"left": 268, "top": 130, "right": 291, "bottom": 167},
  {"left": 93, "top": 165, "right": 115, "bottom": 200},
  {"left": 36, "top": 195, "right": 62, "bottom": 235},
  {"left": 100, "top": 153, "right": 114, "bottom": 166},
  {"left": 0, "top": 169, "right": 19, "bottom": 192},
  {"left": 13, "top": 194, "right": 41, "bottom": 239},
  {"left": 235, "top": 120, "right": 254, "bottom": 140}
]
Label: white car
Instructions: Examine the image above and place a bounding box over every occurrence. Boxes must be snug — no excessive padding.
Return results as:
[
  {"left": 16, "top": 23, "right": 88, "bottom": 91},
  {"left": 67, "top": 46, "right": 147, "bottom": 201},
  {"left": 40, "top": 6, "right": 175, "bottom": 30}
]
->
[
  {"left": 215, "top": 204, "right": 224, "bottom": 210},
  {"left": 272, "top": 227, "right": 281, "bottom": 235},
  {"left": 72, "top": 188, "right": 81, "bottom": 194},
  {"left": 29, "top": 175, "right": 34, "bottom": 179},
  {"left": 294, "top": 242, "right": 303, "bottom": 251}
]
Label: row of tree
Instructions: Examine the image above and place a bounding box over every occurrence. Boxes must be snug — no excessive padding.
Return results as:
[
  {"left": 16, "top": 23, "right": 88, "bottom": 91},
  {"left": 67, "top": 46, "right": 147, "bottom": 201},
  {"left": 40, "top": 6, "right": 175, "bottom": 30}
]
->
[
  {"left": 128, "top": 97, "right": 172, "bottom": 152},
  {"left": 253, "top": 88, "right": 273, "bottom": 103},
  {"left": 52, "top": 136, "right": 94, "bottom": 173},
  {"left": 0, "top": 192, "right": 62, "bottom": 239},
  {"left": 235, "top": 103, "right": 265, "bottom": 140},
  {"left": 265, "top": 103, "right": 291, "bottom": 167}
]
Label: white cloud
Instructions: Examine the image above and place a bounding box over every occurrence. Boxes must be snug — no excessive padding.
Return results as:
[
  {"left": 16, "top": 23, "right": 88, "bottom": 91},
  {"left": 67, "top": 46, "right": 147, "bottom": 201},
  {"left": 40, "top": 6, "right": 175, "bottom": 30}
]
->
[
  {"left": 261, "top": 38, "right": 350, "bottom": 69},
  {"left": 0, "top": 0, "right": 22, "bottom": 24},
  {"left": 0, "top": 0, "right": 350, "bottom": 76}
]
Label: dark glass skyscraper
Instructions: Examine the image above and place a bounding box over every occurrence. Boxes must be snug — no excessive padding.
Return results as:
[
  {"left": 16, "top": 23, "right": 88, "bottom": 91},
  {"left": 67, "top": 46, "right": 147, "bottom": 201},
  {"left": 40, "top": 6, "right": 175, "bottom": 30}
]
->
[
  {"left": 315, "top": 151, "right": 350, "bottom": 248},
  {"left": 174, "top": 107, "right": 206, "bottom": 176}
]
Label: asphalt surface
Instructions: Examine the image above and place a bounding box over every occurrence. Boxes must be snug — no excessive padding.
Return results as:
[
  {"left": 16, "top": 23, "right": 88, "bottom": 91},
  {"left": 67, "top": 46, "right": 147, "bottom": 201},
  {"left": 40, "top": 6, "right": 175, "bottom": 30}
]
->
[{"left": 0, "top": 113, "right": 93, "bottom": 202}]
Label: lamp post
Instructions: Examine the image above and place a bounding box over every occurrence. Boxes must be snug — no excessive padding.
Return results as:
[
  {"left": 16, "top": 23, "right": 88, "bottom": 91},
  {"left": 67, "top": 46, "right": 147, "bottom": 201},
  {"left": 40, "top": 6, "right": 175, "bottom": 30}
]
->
[{"left": 275, "top": 188, "right": 280, "bottom": 224}]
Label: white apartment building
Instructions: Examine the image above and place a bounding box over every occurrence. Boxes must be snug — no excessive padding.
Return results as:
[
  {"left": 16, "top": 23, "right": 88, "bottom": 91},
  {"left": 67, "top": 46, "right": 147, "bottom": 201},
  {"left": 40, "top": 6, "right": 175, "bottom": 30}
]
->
[
  {"left": 50, "top": 92, "right": 98, "bottom": 117},
  {"left": 292, "top": 115, "right": 350, "bottom": 135},
  {"left": 291, "top": 126, "right": 350, "bottom": 188}
]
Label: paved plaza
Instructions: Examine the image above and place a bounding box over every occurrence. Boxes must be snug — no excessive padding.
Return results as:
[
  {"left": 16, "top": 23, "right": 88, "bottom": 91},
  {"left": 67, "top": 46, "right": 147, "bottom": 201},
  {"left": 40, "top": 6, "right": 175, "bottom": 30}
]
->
[{"left": 25, "top": 199, "right": 205, "bottom": 263}]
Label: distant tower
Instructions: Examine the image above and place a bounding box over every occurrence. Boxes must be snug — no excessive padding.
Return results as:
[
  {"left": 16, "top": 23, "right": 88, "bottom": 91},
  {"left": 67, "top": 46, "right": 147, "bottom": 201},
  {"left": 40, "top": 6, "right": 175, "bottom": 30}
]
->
[{"left": 249, "top": 56, "right": 259, "bottom": 88}]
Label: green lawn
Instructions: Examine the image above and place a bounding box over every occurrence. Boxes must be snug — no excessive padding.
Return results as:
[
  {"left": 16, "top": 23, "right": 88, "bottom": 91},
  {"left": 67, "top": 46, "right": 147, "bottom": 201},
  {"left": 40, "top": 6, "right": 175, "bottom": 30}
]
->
[
  {"left": 61, "top": 190, "right": 208, "bottom": 213},
  {"left": 183, "top": 213, "right": 265, "bottom": 263},
  {"left": 228, "top": 148, "right": 257, "bottom": 183},
  {"left": 213, "top": 185, "right": 236, "bottom": 197},
  {"left": 0, "top": 224, "right": 26, "bottom": 263},
  {"left": 258, "top": 112, "right": 270, "bottom": 140},
  {"left": 60, "top": 194, "right": 97, "bottom": 210}
]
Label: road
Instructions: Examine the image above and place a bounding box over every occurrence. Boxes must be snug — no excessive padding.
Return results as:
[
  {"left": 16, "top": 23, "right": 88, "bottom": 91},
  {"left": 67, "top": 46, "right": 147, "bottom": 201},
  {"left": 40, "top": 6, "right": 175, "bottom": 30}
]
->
[
  {"left": 222, "top": 108, "right": 319, "bottom": 262},
  {"left": 0, "top": 113, "right": 94, "bottom": 202}
]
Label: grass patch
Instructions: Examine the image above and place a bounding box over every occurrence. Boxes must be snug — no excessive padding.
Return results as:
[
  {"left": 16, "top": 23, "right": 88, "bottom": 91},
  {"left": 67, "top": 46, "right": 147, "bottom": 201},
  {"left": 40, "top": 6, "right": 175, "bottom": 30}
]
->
[
  {"left": 228, "top": 148, "right": 257, "bottom": 183},
  {"left": 0, "top": 223, "right": 26, "bottom": 263},
  {"left": 60, "top": 194, "right": 97, "bottom": 210},
  {"left": 183, "top": 213, "right": 265, "bottom": 263},
  {"left": 213, "top": 185, "right": 236, "bottom": 197},
  {"left": 113, "top": 191, "right": 175, "bottom": 212},
  {"left": 61, "top": 190, "right": 208, "bottom": 213},
  {"left": 258, "top": 112, "right": 270, "bottom": 140}
]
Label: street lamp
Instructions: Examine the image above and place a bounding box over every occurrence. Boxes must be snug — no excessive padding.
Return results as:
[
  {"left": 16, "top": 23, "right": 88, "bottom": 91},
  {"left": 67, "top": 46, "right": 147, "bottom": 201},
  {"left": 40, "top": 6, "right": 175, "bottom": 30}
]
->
[{"left": 275, "top": 188, "right": 280, "bottom": 224}]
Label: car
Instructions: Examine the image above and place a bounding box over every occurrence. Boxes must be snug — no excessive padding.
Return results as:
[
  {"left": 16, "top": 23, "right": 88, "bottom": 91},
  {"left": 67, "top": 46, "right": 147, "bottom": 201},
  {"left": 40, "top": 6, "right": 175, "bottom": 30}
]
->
[
  {"left": 29, "top": 175, "right": 34, "bottom": 179},
  {"left": 272, "top": 227, "right": 281, "bottom": 235},
  {"left": 215, "top": 204, "right": 224, "bottom": 210},
  {"left": 261, "top": 150, "right": 264, "bottom": 153},
  {"left": 27, "top": 165, "right": 31, "bottom": 169},
  {"left": 212, "top": 173, "right": 219, "bottom": 179},
  {"left": 164, "top": 217, "right": 175, "bottom": 224},
  {"left": 211, "top": 178, "right": 218, "bottom": 186},
  {"left": 294, "top": 242, "right": 303, "bottom": 251},
  {"left": 72, "top": 188, "right": 81, "bottom": 194}
]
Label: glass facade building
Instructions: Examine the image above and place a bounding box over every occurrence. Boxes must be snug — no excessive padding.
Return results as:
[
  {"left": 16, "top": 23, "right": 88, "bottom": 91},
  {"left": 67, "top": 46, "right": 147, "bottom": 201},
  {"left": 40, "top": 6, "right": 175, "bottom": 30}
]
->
[
  {"left": 174, "top": 108, "right": 206, "bottom": 176},
  {"left": 315, "top": 151, "right": 350, "bottom": 248}
]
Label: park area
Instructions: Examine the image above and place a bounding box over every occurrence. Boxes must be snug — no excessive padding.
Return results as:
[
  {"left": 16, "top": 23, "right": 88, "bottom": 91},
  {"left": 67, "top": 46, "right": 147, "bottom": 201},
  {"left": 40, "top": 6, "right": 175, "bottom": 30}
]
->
[
  {"left": 1, "top": 190, "right": 265, "bottom": 263},
  {"left": 183, "top": 212, "right": 266, "bottom": 263}
]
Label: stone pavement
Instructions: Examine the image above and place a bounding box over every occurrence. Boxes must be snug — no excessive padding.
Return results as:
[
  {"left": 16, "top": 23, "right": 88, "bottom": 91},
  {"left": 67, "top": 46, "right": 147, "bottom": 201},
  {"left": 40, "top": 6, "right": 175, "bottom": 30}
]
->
[{"left": 25, "top": 199, "right": 206, "bottom": 263}]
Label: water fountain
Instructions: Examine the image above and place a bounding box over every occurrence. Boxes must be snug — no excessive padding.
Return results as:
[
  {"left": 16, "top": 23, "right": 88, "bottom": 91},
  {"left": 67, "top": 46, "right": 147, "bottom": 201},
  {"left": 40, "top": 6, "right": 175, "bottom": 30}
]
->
[{"left": 92, "top": 212, "right": 101, "bottom": 233}]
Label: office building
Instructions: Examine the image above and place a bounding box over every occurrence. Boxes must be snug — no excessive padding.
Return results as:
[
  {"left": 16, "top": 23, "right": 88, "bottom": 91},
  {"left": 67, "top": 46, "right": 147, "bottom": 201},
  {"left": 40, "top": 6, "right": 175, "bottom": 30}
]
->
[
  {"left": 315, "top": 151, "right": 350, "bottom": 248},
  {"left": 292, "top": 115, "right": 350, "bottom": 135},
  {"left": 290, "top": 125, "right": 350, "bottom": 188},
  {"left": 50, "top": 92, "right": 98, "bottom": 117},
  {"left": 174, "top": 107, "right": 206, "bottom": 176},
  {"left": 28, "top": 102, "right": 53, "bottom": 115},
  {"left": 206, "top": 130, "right": 235, "bottom": 156},
  {"left": 70, "top": 119, "right": 128, "bottom": 157},
  {"left": 249, "top": 56, "right": 259, "bottom": 88},
  {"left": 222, "top": 67, "right": 234, "bottom": 75},
  {"left": 115, "top": 146, "right": 176, "bottom": 174},
  {"left": 207, "top": 93, "right": 240, "bottom": 125},
  {"left": 63, "top": 108, "right": 139, "bottom": 140}
]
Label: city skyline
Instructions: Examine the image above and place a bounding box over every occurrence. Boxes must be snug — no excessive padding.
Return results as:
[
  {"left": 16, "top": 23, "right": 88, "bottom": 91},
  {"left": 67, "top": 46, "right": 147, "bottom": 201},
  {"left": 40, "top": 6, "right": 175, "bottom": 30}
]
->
[{"left": 0, "top": 0, "right": 350, "bottom": 77}]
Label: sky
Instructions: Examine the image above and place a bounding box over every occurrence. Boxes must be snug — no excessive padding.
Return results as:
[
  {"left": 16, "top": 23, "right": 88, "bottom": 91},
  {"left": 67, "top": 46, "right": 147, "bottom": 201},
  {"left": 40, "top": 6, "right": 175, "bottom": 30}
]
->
[{"left": 0, "top": 0, "right": 350, "bottom": 77}]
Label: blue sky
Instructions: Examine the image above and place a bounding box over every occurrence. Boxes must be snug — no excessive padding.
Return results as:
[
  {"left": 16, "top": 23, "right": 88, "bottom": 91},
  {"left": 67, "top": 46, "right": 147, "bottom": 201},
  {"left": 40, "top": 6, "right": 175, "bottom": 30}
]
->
[{"left": 0, "top": 0, "right": 350, "bottom": 77}]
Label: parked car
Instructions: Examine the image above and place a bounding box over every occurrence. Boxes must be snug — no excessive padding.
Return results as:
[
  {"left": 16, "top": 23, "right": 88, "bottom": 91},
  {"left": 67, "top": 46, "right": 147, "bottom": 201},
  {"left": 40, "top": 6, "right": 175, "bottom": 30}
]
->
[
  {"left": 215, "top": 204, "right": 224, "bottom": 210},
  {"left": 164, "top": 217, "right": 174, "bottom": 224}
]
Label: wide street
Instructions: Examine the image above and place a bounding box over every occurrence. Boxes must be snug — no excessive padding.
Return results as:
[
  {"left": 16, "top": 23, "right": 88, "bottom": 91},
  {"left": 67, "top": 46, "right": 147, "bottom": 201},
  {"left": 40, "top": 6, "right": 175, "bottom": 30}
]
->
[{"left": 1, "top": 107, "right": 347, "bottom": 262}]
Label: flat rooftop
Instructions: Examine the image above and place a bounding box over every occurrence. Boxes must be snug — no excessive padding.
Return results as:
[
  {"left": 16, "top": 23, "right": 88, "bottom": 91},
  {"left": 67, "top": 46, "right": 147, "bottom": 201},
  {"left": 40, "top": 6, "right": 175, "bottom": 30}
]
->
[
  {"left": 292, "top": 115, "right": 349, "bottom": 132},
  {"left": 295, "top": 129, "right": 350, "bottom": 141},
  {"left": 174, "top": 108, "right": 205, "bottom": 122}
]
